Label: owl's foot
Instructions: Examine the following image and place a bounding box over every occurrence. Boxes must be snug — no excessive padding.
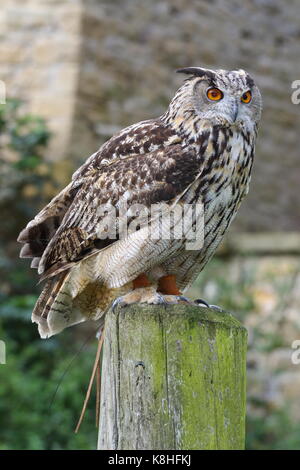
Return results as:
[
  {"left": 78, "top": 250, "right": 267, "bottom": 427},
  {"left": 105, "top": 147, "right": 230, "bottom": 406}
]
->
[
  {"left": 161, "top": 295, "right": 191, "bottom": 304},
  {"left": 112, "top": 287, "right": 165, "bottom": 310},
  {"left": 112, "top": 274, "right": 221, "bottom": 311},
  {"left": 194, "top": 298, "right": 223, "bottom": 312},
  {"left": 112, "top": 289, "right": 192, "bottom": 310}
]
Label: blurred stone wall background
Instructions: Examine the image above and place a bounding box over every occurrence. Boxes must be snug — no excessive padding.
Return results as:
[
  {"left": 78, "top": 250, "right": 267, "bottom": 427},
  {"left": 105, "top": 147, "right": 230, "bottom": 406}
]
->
[
  {"left": 0, "top": 0, "right": 300, "bottom": 449},
  {"left": 1, "top": 0, "right": 299, "bottom": 231}
]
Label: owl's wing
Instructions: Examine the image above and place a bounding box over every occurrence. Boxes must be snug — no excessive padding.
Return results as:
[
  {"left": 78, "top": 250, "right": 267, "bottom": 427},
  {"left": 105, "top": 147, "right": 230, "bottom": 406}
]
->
[
  {"left": 38, "top": 144, "right": 201, "bottom": 280},
  {"left": 17, "top": 182, "right": 82, "bottom": 269},
  {"left": 72, "top": 118, "right": 181, "bottom": 180},
  {"left": 17, "top": 118, "right": 179, "bottom": 270}
]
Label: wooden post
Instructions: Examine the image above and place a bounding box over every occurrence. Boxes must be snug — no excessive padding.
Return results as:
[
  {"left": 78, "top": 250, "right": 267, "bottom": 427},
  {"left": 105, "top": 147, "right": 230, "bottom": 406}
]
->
[{"left": 98, "top": 304, "right": 247, "bottom": 450}]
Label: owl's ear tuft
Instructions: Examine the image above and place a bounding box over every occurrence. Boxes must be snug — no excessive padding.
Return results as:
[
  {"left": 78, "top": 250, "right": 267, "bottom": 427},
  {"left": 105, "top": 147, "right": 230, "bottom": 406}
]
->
[{"left": 176, "top": 67, "right": 216, "bottom": 81}]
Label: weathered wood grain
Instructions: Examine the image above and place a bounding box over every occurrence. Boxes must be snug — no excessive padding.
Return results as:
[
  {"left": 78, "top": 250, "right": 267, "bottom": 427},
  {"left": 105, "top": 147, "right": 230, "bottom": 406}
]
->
[{"left": 98, "top": 304, "right": 247, "bottom": 450}]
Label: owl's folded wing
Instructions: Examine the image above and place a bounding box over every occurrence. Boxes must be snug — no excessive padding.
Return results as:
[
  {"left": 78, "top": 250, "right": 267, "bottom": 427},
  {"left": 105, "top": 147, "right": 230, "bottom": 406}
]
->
[{"left": 19, "top": 144, "right": 201, "bottom": 281}]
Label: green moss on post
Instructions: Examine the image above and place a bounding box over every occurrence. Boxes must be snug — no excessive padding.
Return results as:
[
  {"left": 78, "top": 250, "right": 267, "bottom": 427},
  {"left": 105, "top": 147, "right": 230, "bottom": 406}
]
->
[{"left": 98, "top": 304, "right": 247, "bottom": 450}]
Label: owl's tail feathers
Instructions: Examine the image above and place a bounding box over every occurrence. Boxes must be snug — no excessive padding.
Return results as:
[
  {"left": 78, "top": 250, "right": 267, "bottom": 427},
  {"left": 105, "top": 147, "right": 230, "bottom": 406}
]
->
[
  {"left": 32, "top": 272, "right": 85, "bottom": 339},
  {"left": 17, "top": 215, "right": 62, "bottom": 270}
]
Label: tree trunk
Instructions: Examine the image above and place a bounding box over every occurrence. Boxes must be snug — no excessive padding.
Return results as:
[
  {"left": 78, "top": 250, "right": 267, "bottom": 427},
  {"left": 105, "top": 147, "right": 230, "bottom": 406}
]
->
[{"left": 98, "top": 304, "right": 247, "bottom": 450}]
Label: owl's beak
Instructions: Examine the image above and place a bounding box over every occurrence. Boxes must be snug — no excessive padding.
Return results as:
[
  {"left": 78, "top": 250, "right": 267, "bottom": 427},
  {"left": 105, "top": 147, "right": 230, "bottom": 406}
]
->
[{"left": 230, "top": 101, "right": 239, "bottom": 123}]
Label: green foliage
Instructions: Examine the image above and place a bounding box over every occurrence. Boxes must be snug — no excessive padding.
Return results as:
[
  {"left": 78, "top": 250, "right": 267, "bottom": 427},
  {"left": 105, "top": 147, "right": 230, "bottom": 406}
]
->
[
  {"left": 0, "top": 99, "right": 50, "bottom": 167},
  {"left": 246, "top": 409, "right": 300, "bottom": 450},
  {"left": 0, "top": 99, "right": 52, "bottom": 242},
  {"left": 0, "top": 306, "right": 98, "bottom": 450},
  {"left": 0, "top": 99, "right": 54, "bottom": 299}
]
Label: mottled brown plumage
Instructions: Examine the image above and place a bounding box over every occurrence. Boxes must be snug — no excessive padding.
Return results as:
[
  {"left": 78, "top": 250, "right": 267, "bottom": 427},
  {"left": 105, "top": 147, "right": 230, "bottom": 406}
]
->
[{"left": 18, "top": 67, "right": 262, "bottom": 338}]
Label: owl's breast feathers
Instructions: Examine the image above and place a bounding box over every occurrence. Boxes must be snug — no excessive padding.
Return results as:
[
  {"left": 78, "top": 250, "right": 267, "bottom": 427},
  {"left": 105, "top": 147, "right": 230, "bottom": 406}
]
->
[{"left": 17, "top": 116, "right": 256, "bottom": 337}]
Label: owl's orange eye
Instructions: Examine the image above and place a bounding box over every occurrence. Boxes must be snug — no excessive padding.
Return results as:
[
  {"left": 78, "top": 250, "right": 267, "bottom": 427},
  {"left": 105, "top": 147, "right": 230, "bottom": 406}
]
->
[
  {"left": 241, "top": 90, "right": 252, "bottom": 103},
  {"left": 206, "top": 88, "right": 223, "bottom": 101}
]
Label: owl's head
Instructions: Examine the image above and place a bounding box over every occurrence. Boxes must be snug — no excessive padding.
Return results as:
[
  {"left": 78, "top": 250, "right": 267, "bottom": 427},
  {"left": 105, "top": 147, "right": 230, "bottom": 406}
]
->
[{"left": 170, "top": 67, "right": 262, "bottom": 129}]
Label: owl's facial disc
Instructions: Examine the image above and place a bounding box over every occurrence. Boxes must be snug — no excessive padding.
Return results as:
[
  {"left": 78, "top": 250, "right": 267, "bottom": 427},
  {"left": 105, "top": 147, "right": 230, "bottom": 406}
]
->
[
  {"left": 193, "top": 81, "right": 251, "bottom": 126},
  {"left": 205, "top": 86, "right": 238, "bottom": 123},
  {"left": 189, "top": 69, "right": 262, "bottom": 128}
]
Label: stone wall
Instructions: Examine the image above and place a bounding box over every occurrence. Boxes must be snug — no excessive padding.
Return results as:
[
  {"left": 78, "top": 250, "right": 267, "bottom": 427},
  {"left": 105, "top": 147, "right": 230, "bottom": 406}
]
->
[
  {"left": 0, "top": 0, "right": 82, "bottom": 176},
  {"left": 1, "top": 0, "right": 299, "bottom": 229}
]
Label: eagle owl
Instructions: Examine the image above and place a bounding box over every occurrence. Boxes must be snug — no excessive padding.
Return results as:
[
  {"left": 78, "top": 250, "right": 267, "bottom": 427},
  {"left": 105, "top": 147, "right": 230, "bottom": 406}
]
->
[{"left": 18, "top": 67, "right": 262, "bottom": 338}]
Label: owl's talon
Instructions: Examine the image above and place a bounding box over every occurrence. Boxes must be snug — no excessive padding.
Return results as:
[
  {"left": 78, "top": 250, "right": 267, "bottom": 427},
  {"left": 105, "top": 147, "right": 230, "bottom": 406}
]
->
[
  {"left": 194, "top": 298, "right": 210, "bottom": 307},
  {"left": 177, "top": 296, "right": 190, "bottom": 302},
  {"left": 160, "top": 295, "right": 192, "bottom": 304},
  {"left": 209, "top": 304, "right": 223, "bottom": 312},
  {"left": 194, "top": 299, "right": 223, "bottom": 311}
]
